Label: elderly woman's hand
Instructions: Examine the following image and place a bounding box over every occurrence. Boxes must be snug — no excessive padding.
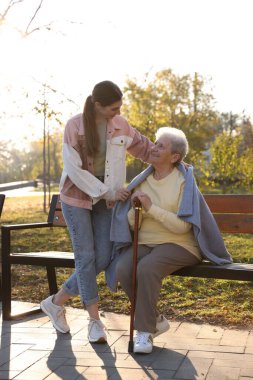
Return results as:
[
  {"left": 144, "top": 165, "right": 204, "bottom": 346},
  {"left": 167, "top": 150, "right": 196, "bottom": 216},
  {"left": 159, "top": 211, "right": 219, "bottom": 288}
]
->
[
  {"left": 131, "top": 191, "right": 143, "bottom": 205},
  {"left": 131, "top": 191, "right": 152, "bottom": 212}
]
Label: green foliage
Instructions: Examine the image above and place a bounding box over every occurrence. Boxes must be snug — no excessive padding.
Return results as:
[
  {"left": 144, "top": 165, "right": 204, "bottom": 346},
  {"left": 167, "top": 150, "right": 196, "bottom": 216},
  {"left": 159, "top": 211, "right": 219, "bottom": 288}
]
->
[
  {"left": 0, "top": 133, "right": 63, "bottom": 183},
  {"left": 123, "top": 69, "right": 220, "bottom": 176},
  {"left": 1, "top": 67, "right": 252, "bottom": 193},
  {"left": 122, "top": 70, "right": 253, "bottom": 193},
  {"left": 196, "top": 130, "right": 253, "bottom": 193},
  {"left": 209, "top": 133, "right": 243, "bottom": 192}
]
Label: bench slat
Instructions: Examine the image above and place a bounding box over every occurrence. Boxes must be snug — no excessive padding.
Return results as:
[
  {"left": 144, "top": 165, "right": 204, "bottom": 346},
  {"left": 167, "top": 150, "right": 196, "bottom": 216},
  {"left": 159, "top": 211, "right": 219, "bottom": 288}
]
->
[
  {"left": 10, "top": 252, "right": 253, "bottom": 282},
  {"left": 10, "top": 252, "right": 75, "bottom": 268},
  {"left": 11, "top": 251, "right": 73, "bottom": 258},
  {"left": 204, "top": 194, "right": 253, "bottom": 213},
  {"left": 214, "top": 214, "right": 253, "bottom": 233},
  {"left": 173, "top": 261, "right": 253, "bottom": 281}
]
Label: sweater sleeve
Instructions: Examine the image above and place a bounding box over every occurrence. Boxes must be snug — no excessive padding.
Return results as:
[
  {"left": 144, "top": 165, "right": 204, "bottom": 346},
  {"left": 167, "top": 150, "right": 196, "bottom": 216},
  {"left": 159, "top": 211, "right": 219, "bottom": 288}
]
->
[
  {"left": 146, "top": 204, "right": 192, "bottom": 234},
  {"left": 62, "top": 143, "right": 115, "bottom": 200}
]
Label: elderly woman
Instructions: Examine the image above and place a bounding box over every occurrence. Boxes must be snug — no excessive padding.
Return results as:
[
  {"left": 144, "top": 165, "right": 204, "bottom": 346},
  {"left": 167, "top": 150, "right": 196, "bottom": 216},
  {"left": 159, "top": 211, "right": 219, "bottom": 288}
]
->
[{"left": 114, "top": 127, "right": 230, "bottom": 354}]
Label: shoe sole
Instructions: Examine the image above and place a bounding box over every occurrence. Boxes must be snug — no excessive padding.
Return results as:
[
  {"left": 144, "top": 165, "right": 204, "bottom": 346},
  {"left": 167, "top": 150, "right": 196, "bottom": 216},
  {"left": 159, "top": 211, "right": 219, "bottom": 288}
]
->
[
  {"left": 89, "top": 337, "right": 107, "bottom": 344},
  {"left": 134, "top": 349, "right": 152, "bottom": 354},
  {"left": 40, "top": 302, "right": 70, "bottom": 334}
]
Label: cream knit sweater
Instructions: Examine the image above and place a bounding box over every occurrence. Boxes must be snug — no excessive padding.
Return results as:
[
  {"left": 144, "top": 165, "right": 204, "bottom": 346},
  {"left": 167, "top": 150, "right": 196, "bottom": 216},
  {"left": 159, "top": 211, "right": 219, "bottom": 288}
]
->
[{"left": 127, "top": 168, "right": 201, "bottom": 259}]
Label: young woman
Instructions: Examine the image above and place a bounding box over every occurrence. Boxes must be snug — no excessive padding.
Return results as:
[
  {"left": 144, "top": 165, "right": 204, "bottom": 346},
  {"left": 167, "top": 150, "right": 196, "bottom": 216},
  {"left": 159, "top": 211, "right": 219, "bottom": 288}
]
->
[{"left": 40, "top": 80, "right": 153, "bottom": 343}]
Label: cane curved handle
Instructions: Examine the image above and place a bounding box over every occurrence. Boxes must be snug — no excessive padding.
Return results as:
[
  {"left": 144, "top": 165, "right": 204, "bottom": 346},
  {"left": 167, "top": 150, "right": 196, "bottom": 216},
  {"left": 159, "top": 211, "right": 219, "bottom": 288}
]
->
[{"left": 133, "top": 197, "right": 142, "bottom": 209}]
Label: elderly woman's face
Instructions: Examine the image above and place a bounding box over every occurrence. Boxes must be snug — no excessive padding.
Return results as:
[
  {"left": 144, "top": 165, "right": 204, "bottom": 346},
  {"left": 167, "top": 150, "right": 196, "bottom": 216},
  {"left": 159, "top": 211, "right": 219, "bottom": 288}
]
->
[{"left": 150, "top": 135, "right": 179, "bottom": 165}]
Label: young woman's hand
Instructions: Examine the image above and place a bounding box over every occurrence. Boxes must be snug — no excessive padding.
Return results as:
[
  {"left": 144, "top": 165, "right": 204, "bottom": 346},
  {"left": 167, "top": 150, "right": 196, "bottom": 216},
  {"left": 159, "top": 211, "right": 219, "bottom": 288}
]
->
[
  {"left": 106, "top": 200, "right": 115, "bottom": 209},
  {"left": 182, "top": 161, "right": 191, "bottom": 170},
  {"left": 115, "top": 188, "right": 131, "bottom": 202}
]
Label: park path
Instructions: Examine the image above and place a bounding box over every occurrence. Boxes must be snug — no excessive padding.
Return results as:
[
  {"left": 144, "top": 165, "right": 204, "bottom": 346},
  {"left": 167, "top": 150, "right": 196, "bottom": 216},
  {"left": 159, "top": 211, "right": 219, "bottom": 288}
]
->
[{"left": 0, "top": 301, "right": 253, "bottom": 379}]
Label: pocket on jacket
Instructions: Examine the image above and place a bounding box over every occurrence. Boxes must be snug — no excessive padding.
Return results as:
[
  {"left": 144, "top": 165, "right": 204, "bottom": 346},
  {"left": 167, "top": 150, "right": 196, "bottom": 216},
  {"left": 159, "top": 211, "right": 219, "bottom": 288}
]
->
[{"left": 110, "top": 137, "right": 126, "bottom": 159}]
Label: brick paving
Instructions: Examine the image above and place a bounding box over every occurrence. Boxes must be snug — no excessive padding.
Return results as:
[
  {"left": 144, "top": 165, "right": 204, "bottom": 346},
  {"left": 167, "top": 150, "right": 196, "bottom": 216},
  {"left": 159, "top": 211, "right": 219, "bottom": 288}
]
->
[{"left": 0, "top": 301, "right": 252, "bottom": 380}]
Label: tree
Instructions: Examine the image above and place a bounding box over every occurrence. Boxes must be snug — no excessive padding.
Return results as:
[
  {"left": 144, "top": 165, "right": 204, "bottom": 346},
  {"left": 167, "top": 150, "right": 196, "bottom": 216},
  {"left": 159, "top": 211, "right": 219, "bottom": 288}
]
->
[
  {"left": 0, "top": 141, "right": 12, "bottom": 182},
  {"left": 202, "top": 131, "right": 253, "bottom": 193},
  {"left": 25, "top": 136, "right": 63, "bottom": 182},
  {"left": 241, "top": 116, "right": 253, "bottom": 151},
  {"left": 34, "top": 83, "right": 65, "bottom": 210},
  {"left": 122, "top": 69, "right": 220, "bottom": 178},
  {"left": 0, "top": 0, "right": 54, "bottom": 37},
  {"left": 0, "top": 135, "right": 63, "bottom": 185}
]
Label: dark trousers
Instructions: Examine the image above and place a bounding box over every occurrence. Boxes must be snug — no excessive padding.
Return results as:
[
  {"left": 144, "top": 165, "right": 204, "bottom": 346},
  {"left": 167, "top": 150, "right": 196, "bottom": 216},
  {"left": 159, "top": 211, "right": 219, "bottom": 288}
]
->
[{"left": 116, "top": 243, "right": 200, "bottom": 333}]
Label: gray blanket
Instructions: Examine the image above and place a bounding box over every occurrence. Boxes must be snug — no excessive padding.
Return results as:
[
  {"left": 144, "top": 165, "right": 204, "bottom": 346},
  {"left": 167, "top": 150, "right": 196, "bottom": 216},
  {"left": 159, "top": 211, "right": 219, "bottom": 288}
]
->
[{"left": 106, "top": 163, "right": 232, "bottom": 291}]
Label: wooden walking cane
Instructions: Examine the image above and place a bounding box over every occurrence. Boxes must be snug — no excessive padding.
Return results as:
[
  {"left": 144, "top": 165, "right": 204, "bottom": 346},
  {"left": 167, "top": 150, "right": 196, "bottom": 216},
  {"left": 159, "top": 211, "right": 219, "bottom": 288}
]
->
[{"left": 128, "top": 197, "right": 142, "bottom": 353}]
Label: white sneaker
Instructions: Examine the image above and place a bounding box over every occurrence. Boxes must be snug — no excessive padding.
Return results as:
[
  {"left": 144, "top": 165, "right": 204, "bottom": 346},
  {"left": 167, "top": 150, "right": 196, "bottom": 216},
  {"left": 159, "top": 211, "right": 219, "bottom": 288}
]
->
[
  {"left": 134, "top": 331, "right": 153, "bottom": 354},
  {"left": 153, "top": 315, "right": 170, "bottom": 338},
  {"left": 40, "top": 295, "right": 70, "bottom": 334},
  {"left": 87, "top": 318, "right": 107, "bottom": 343}
]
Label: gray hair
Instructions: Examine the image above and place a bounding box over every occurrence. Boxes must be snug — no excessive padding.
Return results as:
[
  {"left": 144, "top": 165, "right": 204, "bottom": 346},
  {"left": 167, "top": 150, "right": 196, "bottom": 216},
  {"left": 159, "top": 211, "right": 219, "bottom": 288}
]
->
[{"left": 155, "top": 127, "right": 189, "bottom": 161}]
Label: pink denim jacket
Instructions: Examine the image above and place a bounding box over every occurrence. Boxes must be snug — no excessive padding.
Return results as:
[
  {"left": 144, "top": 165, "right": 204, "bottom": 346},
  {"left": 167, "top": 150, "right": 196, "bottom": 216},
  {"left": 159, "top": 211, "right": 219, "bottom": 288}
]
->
[{"left": 60, "top": 114, "right": 153, "bottom": 209}]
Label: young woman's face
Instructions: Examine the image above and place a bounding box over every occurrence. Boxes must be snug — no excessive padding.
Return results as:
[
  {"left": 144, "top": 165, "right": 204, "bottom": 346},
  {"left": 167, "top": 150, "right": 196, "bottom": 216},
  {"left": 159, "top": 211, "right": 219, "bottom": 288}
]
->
[{"left": 95, "top": 99, "right": 122, "bottom": 120}]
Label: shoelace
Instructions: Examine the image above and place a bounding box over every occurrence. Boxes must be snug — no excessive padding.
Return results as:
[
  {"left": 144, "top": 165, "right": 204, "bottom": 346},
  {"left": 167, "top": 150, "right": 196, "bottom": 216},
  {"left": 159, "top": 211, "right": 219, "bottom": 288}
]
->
[
  {"left": 88, "top": 318, "right": 110, "bottom": 336},
  {"left": 135, "top": 332, "right": 152, "bottom": 345},
  {"left": 56, "top": 307, "right": 66, "bottom": 320}
]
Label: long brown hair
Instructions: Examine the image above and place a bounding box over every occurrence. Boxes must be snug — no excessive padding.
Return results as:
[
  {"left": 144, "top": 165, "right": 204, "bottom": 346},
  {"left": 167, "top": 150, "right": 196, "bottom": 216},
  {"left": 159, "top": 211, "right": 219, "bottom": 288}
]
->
[{"left": 83, "top": 81, "right": 123, "bottom": 156}]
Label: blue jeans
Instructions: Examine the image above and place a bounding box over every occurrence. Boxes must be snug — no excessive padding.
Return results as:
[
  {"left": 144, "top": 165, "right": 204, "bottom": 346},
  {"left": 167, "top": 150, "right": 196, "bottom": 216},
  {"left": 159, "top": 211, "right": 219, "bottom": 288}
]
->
[{"left": 61, "top": 200, "right": 112, "bottom": 306}]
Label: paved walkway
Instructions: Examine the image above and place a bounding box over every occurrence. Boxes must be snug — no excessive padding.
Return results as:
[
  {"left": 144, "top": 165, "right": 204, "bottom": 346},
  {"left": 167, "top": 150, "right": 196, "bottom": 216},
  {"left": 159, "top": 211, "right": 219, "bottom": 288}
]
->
[{"left": 0, "top": 302, "right": 253, "bottom": 380}]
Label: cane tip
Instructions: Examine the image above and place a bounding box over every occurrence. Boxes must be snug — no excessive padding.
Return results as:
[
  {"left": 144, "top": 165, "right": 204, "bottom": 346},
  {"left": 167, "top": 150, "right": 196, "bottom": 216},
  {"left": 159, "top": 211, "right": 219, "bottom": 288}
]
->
[{"left": 128, "top": 340, "right": 134, "bottom": 353}]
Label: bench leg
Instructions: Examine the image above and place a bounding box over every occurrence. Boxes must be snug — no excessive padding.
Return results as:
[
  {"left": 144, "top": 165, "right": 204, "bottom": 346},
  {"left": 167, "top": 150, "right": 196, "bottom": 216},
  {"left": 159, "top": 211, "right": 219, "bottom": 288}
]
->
[
  {"left": 2, "top": 227, "right": 42, "bottom": 320},
  {"left": 2, "top": 270, "right": 12, "bottom": 320},
  {"left": 46, "top": 266, "right": 58, "bottom": 295},
  {"left": 2, "top": 229, "right": 12, "bottom": 320},
  {"left": 0, "top": 276, "right": 2, "bottom": 302}
]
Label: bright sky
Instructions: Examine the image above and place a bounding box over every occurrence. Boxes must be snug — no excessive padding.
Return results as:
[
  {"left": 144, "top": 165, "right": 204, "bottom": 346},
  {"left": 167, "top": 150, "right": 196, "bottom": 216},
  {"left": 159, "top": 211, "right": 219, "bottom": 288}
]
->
[{"left": 1, "top": 0, "right": 253, "bottom": 146}]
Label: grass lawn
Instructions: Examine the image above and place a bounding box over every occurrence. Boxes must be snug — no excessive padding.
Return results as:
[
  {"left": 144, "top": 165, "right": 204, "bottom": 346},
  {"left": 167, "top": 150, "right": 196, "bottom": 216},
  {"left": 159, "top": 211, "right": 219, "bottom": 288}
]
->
[{"left": 1, "top": 195, "right": 253, "bottom": 328}]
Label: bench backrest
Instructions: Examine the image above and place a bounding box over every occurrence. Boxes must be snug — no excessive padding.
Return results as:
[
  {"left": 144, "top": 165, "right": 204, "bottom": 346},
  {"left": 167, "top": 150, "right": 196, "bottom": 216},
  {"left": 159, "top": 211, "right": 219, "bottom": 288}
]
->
[
  {"left": 47, "top": 194, "right": 253, "bottom": 234},
  {"left": 0, "top": 194, "right": 5, "bottom": 218},
  {"left": 204, "top": 194, "right": 253, "bottom": 233}
]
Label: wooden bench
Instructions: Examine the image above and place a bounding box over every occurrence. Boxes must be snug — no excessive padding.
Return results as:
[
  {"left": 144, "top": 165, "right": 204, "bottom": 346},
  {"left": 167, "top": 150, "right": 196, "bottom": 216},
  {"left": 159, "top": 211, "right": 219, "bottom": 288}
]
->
[
  {"left": 173, "top": 194, "right": 253, "bottom": 281},
  {"left": 1, "top": 194, "right": 253, "bottom": 320}
]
